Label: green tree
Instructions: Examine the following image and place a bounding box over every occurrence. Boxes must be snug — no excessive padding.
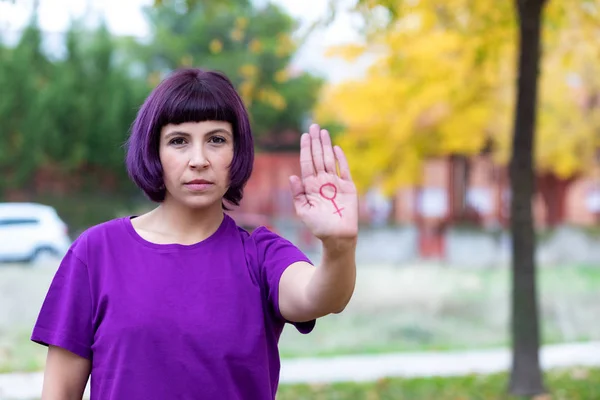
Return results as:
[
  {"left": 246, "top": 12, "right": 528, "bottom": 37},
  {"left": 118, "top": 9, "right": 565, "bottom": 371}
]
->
[
  {"left": 137, "top": 0, "right": 323, "bottom": 148},
  {"left": 0, "top": 13, "right": 53, "bottom": 193},
  {"left": 0, "top": 16, "right": 148, "bottom": 196}
]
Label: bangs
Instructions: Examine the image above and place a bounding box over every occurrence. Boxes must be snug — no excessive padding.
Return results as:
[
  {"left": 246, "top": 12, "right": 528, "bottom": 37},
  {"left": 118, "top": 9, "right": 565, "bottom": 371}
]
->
[{"left": 156, "top": 80, "right": 237, "bottom": 129}]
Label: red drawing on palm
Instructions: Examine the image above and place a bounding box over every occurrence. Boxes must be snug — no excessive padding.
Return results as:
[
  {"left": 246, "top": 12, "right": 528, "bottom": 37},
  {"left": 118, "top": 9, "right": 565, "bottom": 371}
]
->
[{"left": 319, "top": 183, "right": 344, "bottom": 217}]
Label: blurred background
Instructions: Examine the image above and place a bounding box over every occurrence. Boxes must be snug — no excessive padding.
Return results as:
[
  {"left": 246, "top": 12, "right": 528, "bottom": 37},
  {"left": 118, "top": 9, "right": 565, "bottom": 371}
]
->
[{"left": 1, "top": 0, "right": 600, "bottom": 399}]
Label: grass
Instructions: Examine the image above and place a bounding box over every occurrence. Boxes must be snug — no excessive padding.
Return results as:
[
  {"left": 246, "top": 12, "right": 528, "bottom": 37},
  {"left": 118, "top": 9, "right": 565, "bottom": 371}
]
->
[
  {"left": 0, "top": 329, "right": 45, "bottom": 373},
  {"left": 2, "top": 264, "right": 600, "bottom": 372},
  {"left": 278, "top": 264, "right": 600, "bottom": 358},
  {"left": 276, "top": 367, "right": 600, "bottom": 400}
]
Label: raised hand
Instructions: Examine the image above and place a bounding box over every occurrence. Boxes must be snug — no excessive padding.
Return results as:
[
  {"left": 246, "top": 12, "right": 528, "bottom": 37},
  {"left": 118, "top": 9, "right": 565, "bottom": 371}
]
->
[{"left": 289, "top": 123, "right": 358, "bottom": 242}]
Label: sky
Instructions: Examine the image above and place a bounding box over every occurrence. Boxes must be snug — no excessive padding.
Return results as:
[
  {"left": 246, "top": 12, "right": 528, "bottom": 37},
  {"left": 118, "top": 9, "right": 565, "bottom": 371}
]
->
[{"left": 0, "top": 0, "right": 376, "bottom": 83}]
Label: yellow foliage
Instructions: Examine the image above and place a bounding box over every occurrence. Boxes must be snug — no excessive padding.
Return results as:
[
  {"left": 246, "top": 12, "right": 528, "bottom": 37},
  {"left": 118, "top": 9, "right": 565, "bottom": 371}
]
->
[
  {"left": 258, "top": 88, "right": 287, "bottom": 111},
  {"left": 249, "top": 39, "right": 263, "bottom": 54},
  {"left": 209, "top": 39, "right": 223, "bottom": 54},
  {"left": 533, "top": 19, "right": 600, "bottom": 179},
  {"left": 274, "top": 69, "right": 289, "bottom": 83},
  {"left": 239, "top": 81, "right": 254, "bottom": 105},
  {"left": 235, "top": 16, "right": 248, "bottom": 30},
  {"left": 229, "top": 16, "right": 247, "bottom": 44},
  {"left": 239, "top": 64, "right": 258, "bottom": 79},
  {"left": 324, "top": 44, "right": 367, "bottom": 61},
  {"left": 179, "top": 54, "right": 193, "bottom": 67},
  {"left": 275, "top": 33, "right": 294, "bottom": 57},
  {"left": 230, "top": 28, "right": 244, "bottom": 42},
  {"left": 316, "top": 0, "right": 600, "bottom": 193}
]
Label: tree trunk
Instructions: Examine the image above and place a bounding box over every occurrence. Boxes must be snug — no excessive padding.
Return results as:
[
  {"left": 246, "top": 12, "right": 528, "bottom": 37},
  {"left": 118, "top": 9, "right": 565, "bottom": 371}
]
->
[{"left": 508, "top": 0, "right": 548, "bottom": 396}]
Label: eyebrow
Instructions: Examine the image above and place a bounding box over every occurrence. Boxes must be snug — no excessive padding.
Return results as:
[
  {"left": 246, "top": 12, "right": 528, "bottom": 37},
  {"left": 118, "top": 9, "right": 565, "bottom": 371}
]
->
[{"left": 164, "top": 128, "right": 233, "bottom": 140}]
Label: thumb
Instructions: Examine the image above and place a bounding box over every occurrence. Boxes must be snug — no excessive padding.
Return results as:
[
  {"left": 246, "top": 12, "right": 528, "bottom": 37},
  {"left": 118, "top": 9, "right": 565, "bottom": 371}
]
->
[{"left": 289, "top": 175, "right": 308, "bottom": 211}]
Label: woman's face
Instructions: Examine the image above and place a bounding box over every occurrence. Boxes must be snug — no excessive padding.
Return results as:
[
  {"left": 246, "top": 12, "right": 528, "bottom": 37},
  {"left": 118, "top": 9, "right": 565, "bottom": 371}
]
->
[{"left": 159, "top": 120, "right": 234, "bottom": 210}]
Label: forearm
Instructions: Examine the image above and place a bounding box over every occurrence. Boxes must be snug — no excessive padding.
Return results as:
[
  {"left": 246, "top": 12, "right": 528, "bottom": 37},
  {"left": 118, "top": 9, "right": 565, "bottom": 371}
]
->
[{"left": 305, "top": 237, "right": 357, "bottom": 315}]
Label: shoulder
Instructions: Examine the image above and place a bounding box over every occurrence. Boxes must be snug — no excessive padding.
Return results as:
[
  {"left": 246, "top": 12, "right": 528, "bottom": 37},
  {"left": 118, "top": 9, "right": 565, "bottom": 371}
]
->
[
  {"left": 247, "top": 225, "right": 312, "bottom": 267},
  {"left": 68, "top": 217, "right": 130, "bottom": 262},
  {"left": 243, "top": 225, "right": 291, "bottom": 254},
  {"left": 229, "top": 216, "right": 282, "bottom": 248},
  {"left": 249, "top": 225, "right": 283, "bottom": 243}
]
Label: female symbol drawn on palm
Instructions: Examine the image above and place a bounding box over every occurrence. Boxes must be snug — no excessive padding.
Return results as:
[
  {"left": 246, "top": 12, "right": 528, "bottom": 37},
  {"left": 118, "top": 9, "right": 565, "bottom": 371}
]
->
[
  {"left": 288, "top": 124, "right": 358, "bottom": 240},
  {"left": 319, "top": 183, "right": 344, "bottom": 217}
]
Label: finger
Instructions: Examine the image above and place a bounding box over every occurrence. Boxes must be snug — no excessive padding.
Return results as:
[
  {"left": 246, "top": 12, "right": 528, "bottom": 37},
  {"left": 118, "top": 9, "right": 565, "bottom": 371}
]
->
[
  {"left": 289, "top": 175, "right": 309, "bottom": 211},
  {"left": 310, "top": 123, "right": 325, "bottom": 173},
  {"left": 321, "top": 129, "right": 336, "bottom": 174},
  {"left": 334, "top": 145, "right": 352, "bottom": 181},
  {"left": 299, "top": 133, "right": 314, "bottom": 179}
]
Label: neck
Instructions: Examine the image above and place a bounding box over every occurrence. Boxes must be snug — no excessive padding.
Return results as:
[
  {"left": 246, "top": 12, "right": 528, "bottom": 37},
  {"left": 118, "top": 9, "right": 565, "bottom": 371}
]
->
[{"left": 149, "top": 198, "right": 225, "bottom": 244}]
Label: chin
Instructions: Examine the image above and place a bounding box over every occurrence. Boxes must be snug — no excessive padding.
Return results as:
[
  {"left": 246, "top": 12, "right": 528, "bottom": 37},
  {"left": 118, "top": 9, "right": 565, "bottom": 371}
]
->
[{"left": 178, "top": 195, "right": 223, "bottom": 211}]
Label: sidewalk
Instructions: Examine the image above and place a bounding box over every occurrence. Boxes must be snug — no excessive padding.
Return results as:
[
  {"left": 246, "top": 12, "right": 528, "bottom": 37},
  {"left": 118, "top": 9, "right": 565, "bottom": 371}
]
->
[
  {"left": 280, "top": 341, "right": 600, "bottom": 383},
  {"left": 1, "top": 342, "right": 599, "bottom": 399}
]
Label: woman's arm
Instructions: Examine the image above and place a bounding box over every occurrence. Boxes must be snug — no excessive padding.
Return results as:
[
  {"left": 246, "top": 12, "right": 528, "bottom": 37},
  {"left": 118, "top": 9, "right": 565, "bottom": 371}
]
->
[
  {"left": 280, "top": 239, "right": 356, "bottom": 322},
  {"left": 281, "top": 124, "right": 359, "bottom": 322},
  {"left": 41, "top": 345, "right": 91, "bottom": 400}
]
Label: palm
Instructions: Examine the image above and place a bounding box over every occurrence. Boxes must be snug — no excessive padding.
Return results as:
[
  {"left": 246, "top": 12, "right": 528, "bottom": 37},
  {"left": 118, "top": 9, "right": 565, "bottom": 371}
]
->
[{"left": 289, "top": 124, "right": 358, "bottom": 241}]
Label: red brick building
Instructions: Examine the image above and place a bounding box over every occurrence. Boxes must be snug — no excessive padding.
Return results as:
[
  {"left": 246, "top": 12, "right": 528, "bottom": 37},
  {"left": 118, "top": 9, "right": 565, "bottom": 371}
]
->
[
  {"left": 392, "top": 155, "right": 600, "bottom": 228},
  {"left": 241, "top": 152, "right": 600, "bottom": 226}
]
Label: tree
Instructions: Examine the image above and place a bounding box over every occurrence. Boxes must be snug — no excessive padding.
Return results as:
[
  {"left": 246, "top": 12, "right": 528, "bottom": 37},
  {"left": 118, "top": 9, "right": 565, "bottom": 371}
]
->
[
  {"left": 317, "top": 0, "right": 600, "bottom": 396},
  {"left": 39, "top": 21, "right": 149, "bottom": 188},
  {"left": 314, "top": 0, "right": 515, "bottom": 194},
  {"left": 316, "top": 1, "right": 599, "bottom": 194},
  {"left": 0, "top": 12, "right": 53, "bottom": 193},
  {"left": 135, "top": 0, "right": 324, "bottom": 149},
  {"left": 0, "top": 15, "right": 149, "bottom": 197},
  {"left": 508, "top": 0, "right": 547, "bottom": 394},
  {"left": 493, "top": 1, "right": 600, "bottom": 229}
]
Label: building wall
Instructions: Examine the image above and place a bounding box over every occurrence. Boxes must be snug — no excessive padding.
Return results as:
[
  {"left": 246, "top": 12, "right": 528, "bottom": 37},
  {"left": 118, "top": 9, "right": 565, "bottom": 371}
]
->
[
  {"left": 242, "top": 152, "right": 600, "bottom": 228},
  {"left": 565, "top": 173, "right": 600, "bottom": 225},
  {"left": 237, "top": 152, "right": 301, "bottom": 217},
  {"left": 394, "top": 156, "right": 600, "bottom": 228}
]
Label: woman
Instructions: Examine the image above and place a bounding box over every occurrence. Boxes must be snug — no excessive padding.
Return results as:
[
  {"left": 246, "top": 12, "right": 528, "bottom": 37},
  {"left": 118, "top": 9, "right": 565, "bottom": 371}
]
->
[{"left": 31, "top": 68, "right": 358, "bottom": 399}]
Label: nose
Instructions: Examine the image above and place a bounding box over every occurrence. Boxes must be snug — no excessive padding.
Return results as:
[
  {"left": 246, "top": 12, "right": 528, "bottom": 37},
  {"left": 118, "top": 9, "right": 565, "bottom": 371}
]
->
[{"left": 188, "top": 144, "right": 210, "bottom": 169}]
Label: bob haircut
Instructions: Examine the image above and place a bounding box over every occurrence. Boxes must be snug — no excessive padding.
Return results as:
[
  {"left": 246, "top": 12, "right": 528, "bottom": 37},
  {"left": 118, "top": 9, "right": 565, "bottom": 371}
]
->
[{"left": 125, "top": 68, "right": 254, "bottom": 207}]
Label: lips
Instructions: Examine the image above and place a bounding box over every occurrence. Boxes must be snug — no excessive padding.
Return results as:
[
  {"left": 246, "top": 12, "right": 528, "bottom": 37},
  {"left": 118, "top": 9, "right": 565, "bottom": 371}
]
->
[{"left": 184, "top": 179, "right": 214, "bottom": 192}]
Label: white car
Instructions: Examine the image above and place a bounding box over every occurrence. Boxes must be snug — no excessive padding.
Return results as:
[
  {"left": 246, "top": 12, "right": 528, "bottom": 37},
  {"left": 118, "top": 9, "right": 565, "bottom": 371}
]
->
[{"left": 0, "top": 202, "right": 71, "bottom": 265}]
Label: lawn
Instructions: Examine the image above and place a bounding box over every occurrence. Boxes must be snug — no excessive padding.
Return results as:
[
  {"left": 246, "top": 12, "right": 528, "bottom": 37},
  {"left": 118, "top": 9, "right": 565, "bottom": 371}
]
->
[
  {"left": 276, "top": 367, "right": 600, "bottom": 400},
  {"left": 278, "top": 264, "right": 600, "bottom": 358}
]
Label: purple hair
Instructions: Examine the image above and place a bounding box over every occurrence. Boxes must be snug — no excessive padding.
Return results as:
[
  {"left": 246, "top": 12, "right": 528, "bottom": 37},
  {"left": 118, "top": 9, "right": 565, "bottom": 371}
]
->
[{"left": 125, "top": 68, "right": 254, "bottom": 207}]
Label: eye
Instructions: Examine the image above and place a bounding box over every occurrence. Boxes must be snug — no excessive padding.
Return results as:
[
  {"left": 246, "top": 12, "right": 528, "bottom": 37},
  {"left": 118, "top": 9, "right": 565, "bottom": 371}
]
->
[
  {"left": 209, "top": 136, "right": 227, "bottom": 144},
  {"left": 169, "top": 137, "right": 186, "bottom": 146}
]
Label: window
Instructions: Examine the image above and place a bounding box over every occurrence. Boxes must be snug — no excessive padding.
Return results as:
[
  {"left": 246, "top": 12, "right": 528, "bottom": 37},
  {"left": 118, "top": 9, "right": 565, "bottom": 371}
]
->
[{"left": 0, "top": 218, "right": 40, "bottom": 227}]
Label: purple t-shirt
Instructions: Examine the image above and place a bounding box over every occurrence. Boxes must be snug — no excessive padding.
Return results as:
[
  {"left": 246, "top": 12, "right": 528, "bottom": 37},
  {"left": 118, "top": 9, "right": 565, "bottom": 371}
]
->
[{"left": 31, "top": 214, "right": 315, "bottom": 399}]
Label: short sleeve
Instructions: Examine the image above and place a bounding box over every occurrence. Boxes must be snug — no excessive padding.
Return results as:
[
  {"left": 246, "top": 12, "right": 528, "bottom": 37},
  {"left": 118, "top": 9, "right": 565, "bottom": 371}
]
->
[
  {"left": 30, "top": 249, "right": 93, "bottom": 360},
  {"left": 252, "top": 227, "right": 316, "bottom": 334}
]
